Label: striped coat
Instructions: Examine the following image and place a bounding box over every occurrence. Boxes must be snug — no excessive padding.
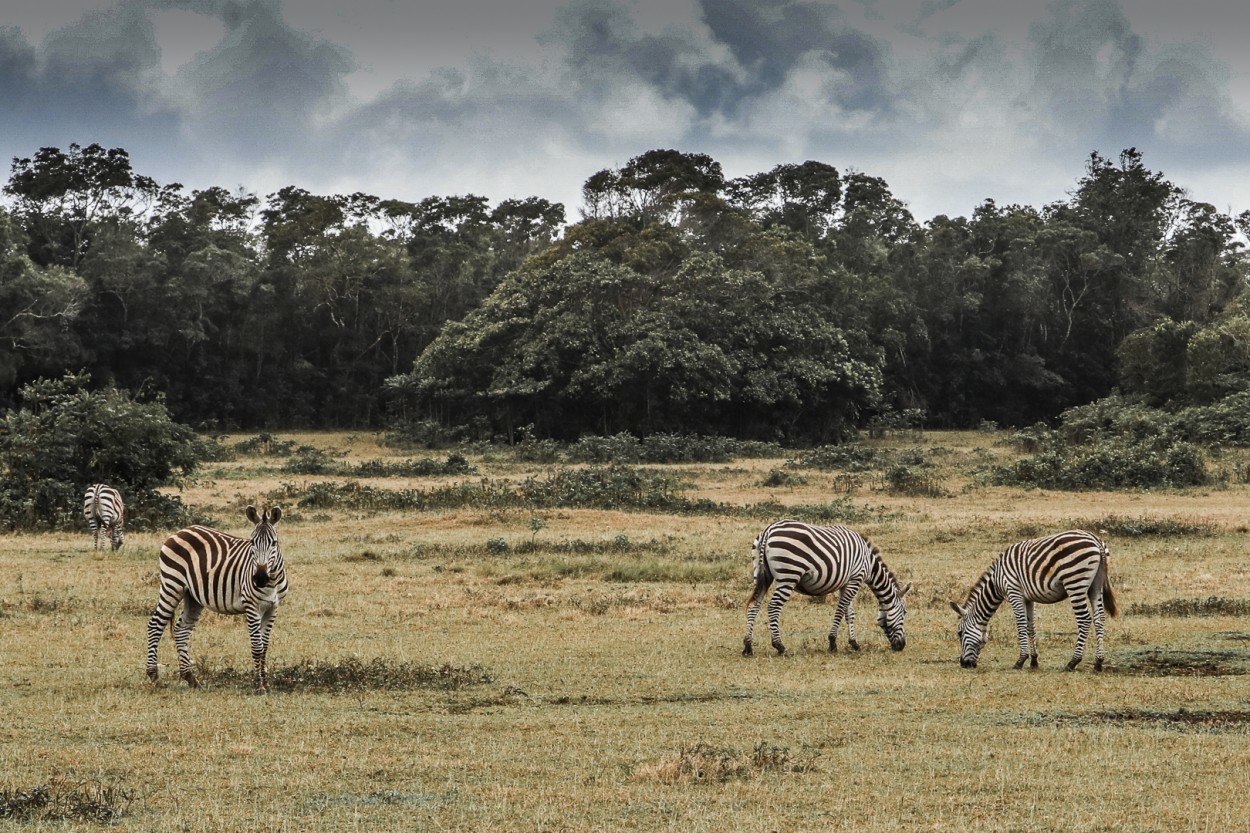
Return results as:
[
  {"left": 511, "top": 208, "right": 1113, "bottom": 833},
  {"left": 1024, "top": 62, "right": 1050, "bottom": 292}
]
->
[
  {"left": 146, "top": 506, "right": 288, "bottom": 692},
  {"left": 949, "top": 529, "right": 1117, "bottom": 671},
  {"left": 744, "top": 520, "right": 911, "bottom": 656},
  {"left": 83, "top": 484, "right": 125, "bottom": 551}
]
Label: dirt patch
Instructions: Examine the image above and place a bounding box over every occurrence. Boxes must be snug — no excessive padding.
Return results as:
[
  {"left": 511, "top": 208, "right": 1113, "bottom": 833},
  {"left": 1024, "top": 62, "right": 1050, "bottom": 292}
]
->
[
  {"left": 1037, "top": 709, "right": 1250, "bottom": 733},
  {"left": 1107, "top": 648, "right": 1249, "bottom": 677}
]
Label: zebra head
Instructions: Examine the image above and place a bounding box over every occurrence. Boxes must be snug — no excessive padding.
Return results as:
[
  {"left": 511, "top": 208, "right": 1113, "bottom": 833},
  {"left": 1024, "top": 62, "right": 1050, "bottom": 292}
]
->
[
  {"left": 949, "top": 600, "right": 985, "bottom": 668},
  {"left": 245, "top": 505, "right": 283, "bottom": 588},
  {"left": 875, "top": 581, "right": 911, "bottom": 651}
]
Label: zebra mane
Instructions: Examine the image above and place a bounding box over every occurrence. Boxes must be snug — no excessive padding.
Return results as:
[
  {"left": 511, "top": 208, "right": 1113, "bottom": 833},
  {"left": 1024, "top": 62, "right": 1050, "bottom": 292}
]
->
[
  {"left": 866, "top": 544, "right": 904, "bottom": 601},
  {"left": 961, "top": 563, "right": 1004, "bottom": 611}
]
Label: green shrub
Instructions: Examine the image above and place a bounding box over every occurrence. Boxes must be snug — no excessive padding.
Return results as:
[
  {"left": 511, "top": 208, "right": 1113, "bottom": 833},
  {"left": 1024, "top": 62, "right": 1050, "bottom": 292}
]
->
[
  {"left": 0, "top": 372, "right": 206, "bottom": 531},
  {"left": 790, "top": 444, "right": 881, "bottom": 471},
  {"left": 993, "top": 433, "right": 1208, "bottom": 490}
]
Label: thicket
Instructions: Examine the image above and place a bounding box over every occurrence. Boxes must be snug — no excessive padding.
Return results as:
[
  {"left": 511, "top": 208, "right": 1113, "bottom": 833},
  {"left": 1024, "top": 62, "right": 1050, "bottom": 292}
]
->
[
  {"left": 266, "top": 466, "right": 875, "bottom": 524},
  {"left": 3, "top": 144, "right": 1246, "bottom": 441},
  {"left": 0, "top": 372, "right": 207, "bottom": 530}
]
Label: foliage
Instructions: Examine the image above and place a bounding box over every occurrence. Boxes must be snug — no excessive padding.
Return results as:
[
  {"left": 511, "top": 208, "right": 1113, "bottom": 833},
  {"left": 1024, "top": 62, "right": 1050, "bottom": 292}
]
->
[
  {"left": 0, "top": 372, "right": 207, "bottom": 530},
  {"left": 1, "top": 143, "right": 1247, "bottom": 438},
  {"left": 1062, "top": 514, "right": 1218, "bottom": 537},
  {"left": 992, "top": 429, "right": 1208, "bottom": 490}
]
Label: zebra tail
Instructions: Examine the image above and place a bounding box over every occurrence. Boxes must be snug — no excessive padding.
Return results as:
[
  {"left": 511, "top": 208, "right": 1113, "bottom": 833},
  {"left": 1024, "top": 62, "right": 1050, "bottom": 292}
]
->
[
  {"left": 1100, "top": 552, "right": 1118, "bottom": 618},
  {"left": 747, "top": 554, "right": 772, "bottom": 607},
  {"left": 1103, "top": 574, "right": 1118, "bottom": 618}
]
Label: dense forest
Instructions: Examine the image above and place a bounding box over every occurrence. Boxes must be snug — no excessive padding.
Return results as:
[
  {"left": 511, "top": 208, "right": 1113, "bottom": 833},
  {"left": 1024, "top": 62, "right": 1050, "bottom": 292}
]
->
[{"left": 1, "top": 143, "right": 1247, "bottom": 443}]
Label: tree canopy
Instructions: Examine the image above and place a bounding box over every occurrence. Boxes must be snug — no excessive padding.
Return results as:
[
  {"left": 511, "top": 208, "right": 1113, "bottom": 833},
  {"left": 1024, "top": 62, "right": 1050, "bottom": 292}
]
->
[{"left": 0, "top": 144, "right": 1246, "bottom": 441}]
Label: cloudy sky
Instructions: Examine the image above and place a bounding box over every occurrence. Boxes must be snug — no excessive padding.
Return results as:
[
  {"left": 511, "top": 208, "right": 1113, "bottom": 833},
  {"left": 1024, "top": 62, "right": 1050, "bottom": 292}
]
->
[{"left": 1, "top": 0, "right": 1247, "bottom": 223}]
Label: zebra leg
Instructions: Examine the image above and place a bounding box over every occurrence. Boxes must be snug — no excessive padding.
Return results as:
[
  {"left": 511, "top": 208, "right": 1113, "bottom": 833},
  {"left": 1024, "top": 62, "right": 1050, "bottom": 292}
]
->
[
  {"left": 247, "top": 606, "right": 278, "bottom": 693},
  {"left": 1007, "top": 592, "right": 1031, "bottom": 670},
  {"left": 174, "top": 599, "right": 204, "bottom": 687},
  {"left": 110, "top": 521, "right": 124, "bottom": 551},
  {"left": 744, "top": 596, "right": 763, "bottom": 656},
  {"left": 1024, "top": 600, "right": 1039, "bottom": 668},
  {"left": 829, "top": 584, "right": 860, "bottom": 652},
  {"left": 766, "top": 581, "right": 797, "bottom": 655},
  {"left": 146, "top": 594, "right": 181, "bottom": 683},
  {"left": 90, "top": 521, "right": 102, "bottom": 551},
  {"left": 1066, "top": 594, "right": 1094, "bottom": 671},
  {"left": 1092, "top": 590, "right": 1108, "bottom": 672}
]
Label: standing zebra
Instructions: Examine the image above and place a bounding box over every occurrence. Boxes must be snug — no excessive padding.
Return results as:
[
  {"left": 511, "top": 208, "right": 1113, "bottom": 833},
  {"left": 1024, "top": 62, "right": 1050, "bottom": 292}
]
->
[
  {"left": 146, "top": 506, "right": 288, "bottom": 692},
  {"left": 83, "top": 484, "right": 125, "bottom": 551},
  {"left": 744, "top": 520, "right": 911, "bottom": 656},
  {"left": 949, "top": 529, "right": 1117, "bottom": 671}
]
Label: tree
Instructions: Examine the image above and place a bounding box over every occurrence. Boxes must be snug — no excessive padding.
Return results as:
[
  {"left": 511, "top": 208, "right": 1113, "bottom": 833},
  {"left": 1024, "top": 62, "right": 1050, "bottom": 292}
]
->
[
  {"left": 0, "top": 372, "right": 206, "bottom": 530},
  {"left": 0, "top": 207, "right": 85, "bottom": 395},
  {"left": 4, "top": 143, "right": 170, "bottom": 269}
]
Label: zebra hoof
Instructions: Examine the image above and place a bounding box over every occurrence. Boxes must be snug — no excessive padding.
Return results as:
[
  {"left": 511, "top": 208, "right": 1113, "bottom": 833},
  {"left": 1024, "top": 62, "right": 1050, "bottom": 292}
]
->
[
  {"left": 1014, "top": 658, "right": 1026, "bottom": 670},
  {"left": 146, "top": 668, "right": 158, "bottom": 683},
  {"left": 1030, "top": 656, "right": 1039, "bottom": 669},
  {"left": 181, "top": 671, "right": 200, "bottom": 688},
  {"left": 828, "top": 637, "right": 837, "bottom": 653},
  {"left": 1094, "top": 658, "right": 1104, "bottom": 672},
  {"left": 742, "top": 642, "right": 753, "bottom": 657},
  {"left": 772, "top": 642, "right": 786, "bottom": 656},
  {"left": 849, "top": 639, "right": 860, "bottom": 652},
  {"left": 1065, "top": 659, "right": 1079, "bottom": 672}
]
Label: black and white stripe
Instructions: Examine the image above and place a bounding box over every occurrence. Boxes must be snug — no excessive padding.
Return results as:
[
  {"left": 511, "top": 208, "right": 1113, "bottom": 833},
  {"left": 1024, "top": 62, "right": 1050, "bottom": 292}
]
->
[
  {"left": 949, "top": 529, "right": 1118, "bottom": 671},
  {"left": 146, "top": 506, "right": 288, "bottom": 692},
  {"left": 744, "top": 520, "right": 911, "bottom": 656},
  {"left": 83, "top": 484, "right": 125, "bottom": 551}
]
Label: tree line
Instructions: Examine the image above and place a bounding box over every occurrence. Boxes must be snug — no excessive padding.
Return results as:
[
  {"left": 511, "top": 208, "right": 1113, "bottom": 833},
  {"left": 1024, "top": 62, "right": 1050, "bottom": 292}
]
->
[{"left": 1, "top": 143, "right": 1247, "bottom": 443}]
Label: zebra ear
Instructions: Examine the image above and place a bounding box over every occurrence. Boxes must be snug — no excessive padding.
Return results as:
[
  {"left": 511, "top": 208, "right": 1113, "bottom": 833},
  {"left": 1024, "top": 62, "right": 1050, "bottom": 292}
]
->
[
  {"left": 949, "top": 600, "right": 967, "bottom": 616},
  {"left": 900, "top": 582, "right": 912, "bottom": 597},
  {"left": 269, "top": 506, "right": 283, "bottom": 524},
  {"left": 246, "top": 505, "right": 260, "bottom": 524}
]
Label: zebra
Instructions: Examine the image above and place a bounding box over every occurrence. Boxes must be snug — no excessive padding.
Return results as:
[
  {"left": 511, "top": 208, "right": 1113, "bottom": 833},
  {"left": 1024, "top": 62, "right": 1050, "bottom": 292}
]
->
[
  {"left": 743, "top": 520, "right": 911, "bottom": 656},
  {"left": 146, "top": 506, "right": 288, "bottom": 692},
  {"left": 83, "top": 484, "right": 125, "bottom": 551},
  {"left": 948, "top": 529, "right": 1118, "bottom": 671}
]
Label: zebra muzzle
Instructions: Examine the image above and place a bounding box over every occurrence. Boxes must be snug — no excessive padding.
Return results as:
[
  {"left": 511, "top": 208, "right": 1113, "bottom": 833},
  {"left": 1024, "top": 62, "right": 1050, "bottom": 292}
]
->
[{"left": 253, "top": 566, "right": 270, "bottom": 588}]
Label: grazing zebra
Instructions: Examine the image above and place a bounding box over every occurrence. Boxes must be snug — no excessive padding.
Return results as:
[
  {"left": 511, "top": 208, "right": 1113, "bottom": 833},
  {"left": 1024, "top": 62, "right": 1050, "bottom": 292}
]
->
[
  {"left": 146, "top": 506, "right": 288, "bottom": 692},
  {"left": 83, "top": 484, "right": 125, "bottom": 551},
  {"left": 744, "top": 520, "right": 911, "bottom": 656},
  {"left": 949, "top": 529, "right": 1117, "bottom": 671}
]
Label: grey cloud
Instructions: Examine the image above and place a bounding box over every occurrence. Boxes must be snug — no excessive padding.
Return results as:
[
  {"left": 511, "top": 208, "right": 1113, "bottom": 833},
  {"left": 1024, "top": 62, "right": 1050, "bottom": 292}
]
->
[
  {"left": 699, "top": 0, "right": 894, "bottom": 113},
  {"left": 1023, "top": 0, "right": 1250, "bottom": 165},
  {"left": 173, "top": 0, "right": 353, "bottom": 160}
]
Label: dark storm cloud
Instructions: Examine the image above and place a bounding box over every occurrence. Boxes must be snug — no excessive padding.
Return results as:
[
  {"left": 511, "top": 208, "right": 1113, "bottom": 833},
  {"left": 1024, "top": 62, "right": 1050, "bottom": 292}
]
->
[
  {"left": 172, "top": 0, "right": 353, "bottom": 161},
  {"left": 542, "top": 0, "right": 742, "bottom": 118},
  {"left": 699, "top": 0, "right": 893, "bottom": 113},
  {"left": 1023, "top": 0, "right": 1250, "bottom": 165},
  {"left": 0, "top": 4, "right": 183, "bottom": 164},
  {"left": 0, "top": 0, "right": 1246, "bottom": 221}
]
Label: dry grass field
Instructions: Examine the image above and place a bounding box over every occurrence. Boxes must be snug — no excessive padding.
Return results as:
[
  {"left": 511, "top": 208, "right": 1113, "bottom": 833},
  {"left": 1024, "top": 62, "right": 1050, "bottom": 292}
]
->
[{"left": 3, "top": 429, "right": 1250, "bottom": 832}]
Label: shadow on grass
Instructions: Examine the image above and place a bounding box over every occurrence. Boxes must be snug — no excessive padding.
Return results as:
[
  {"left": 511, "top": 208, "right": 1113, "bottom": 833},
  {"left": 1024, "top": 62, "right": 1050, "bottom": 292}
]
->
[
  {"left": 193, "top": 656, "right": 494, "bottom": 693},
  {"left": 1105, "top": 647, "right": 1250, "bottom": 677}
]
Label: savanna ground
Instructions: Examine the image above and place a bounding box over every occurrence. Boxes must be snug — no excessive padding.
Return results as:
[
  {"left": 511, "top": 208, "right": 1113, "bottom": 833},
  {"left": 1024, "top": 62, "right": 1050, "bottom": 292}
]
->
[{"left": 3, "top": 429, "right": 1250, "bottom": 832}]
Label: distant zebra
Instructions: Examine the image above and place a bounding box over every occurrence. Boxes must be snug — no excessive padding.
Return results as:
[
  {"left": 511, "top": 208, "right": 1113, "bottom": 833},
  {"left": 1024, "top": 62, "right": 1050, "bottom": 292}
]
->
[
  {"left": 146, "top": 506, "right": 288, "bottom": 692},
  {"left": 744, "top": 520, "right": 911, "bottom": 656},
  {"left": 83, "top": 484, "right": 125, "bottom": 551},
  {"left": 949, "top": 529, "right": 1117, "bottom": 671}
]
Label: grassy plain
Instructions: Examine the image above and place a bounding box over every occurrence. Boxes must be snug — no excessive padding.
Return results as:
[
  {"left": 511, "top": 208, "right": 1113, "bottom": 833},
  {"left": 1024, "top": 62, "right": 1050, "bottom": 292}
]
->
[{"left": 2, "top": 429, "right": 1250, "bottom": 832}]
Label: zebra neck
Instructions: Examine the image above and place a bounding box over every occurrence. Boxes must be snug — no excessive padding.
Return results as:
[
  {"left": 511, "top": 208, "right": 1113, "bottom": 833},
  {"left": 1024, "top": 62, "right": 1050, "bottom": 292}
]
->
[
  {"left": 865, "top": 554, "right": 900, "bottom": 605},
  {"left": 967, "top": 571, "right": 1005, "bottom": 620}
]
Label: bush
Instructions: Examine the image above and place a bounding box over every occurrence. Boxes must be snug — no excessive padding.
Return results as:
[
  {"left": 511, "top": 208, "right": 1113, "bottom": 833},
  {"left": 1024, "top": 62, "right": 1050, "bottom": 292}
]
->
[
  {"left": 993, "top": 432, "right": 1208, "bottom": 490},
  {"left": 0, "top": 372, "right": 207, "bottom": 530}
]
